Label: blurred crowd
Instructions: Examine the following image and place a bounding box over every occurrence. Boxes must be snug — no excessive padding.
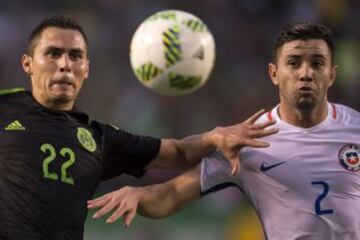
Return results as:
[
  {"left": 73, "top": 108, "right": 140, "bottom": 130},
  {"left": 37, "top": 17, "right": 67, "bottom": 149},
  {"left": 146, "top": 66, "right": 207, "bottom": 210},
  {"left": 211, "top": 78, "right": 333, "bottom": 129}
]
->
[{"left": 1, "top": 0, "right": 359, "bottom": 239}]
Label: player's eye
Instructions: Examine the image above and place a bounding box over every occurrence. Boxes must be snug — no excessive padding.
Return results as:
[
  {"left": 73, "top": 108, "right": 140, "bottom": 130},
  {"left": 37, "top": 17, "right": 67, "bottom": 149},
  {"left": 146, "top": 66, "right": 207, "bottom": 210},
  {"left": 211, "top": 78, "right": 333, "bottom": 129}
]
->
[
  {"left": 69, "top": 51, "right": 83, "bottom": 61},
  {"left": 287, "top": 59, "right": 300, "bottom": 68},
  {"left": 46, "top": 49, "right": 62, "bottom": 58},
  {"left": 312, "top": 60, "right": 324, "bottom": 68}
]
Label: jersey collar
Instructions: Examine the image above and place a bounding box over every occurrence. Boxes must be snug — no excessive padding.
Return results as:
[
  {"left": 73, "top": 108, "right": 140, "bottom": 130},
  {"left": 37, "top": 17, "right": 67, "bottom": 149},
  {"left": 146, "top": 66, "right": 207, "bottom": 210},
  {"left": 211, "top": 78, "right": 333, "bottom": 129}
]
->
[
  {"left": 25, "top": 91, "right": 90, "bottom": 124},
  {"left": 267, "top": 102, "right": 337, "bottom": 131}
]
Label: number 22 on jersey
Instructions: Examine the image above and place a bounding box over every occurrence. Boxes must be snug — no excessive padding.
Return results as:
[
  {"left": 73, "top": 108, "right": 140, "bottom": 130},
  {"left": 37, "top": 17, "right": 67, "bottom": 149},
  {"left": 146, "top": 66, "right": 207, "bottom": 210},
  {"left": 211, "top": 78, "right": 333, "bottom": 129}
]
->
[{"left": 41, "top": 143, "right": 76, "bottom": 185}]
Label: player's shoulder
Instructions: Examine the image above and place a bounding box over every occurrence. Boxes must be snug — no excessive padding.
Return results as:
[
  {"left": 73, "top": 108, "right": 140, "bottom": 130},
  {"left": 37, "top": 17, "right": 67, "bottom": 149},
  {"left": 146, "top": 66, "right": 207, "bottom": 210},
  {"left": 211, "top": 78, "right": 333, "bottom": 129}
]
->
[
  {"left": 0, "top": 88, "right": 32, "bottom": 111},
  {"left": 254, "top": 107, "right": 277, "bottom": 124},
  {"left": 0, "top": 87, "right": 28, "bottom": 100},
  {"left": 332, "top": 103, "right": 360, "bottom": 125},
  {"left": 91, "top": 121, "right": 123, "bottom": 134},
  {"left": 90, "top": 120, "right": 145, "bottom": 142},
  {"left": 203, "top": 150, "right": 237, "bottom": 175},
  {"left": 202, "top": 150, "right": 232, "bottom": 174}
]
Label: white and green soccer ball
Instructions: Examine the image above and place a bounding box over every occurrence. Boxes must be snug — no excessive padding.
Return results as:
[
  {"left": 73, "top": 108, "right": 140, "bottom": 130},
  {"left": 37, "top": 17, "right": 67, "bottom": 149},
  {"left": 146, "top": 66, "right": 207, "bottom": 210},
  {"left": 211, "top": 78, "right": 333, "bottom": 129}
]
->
[{"left": 130, "top": 10, "right": 216, "bottom": 96}]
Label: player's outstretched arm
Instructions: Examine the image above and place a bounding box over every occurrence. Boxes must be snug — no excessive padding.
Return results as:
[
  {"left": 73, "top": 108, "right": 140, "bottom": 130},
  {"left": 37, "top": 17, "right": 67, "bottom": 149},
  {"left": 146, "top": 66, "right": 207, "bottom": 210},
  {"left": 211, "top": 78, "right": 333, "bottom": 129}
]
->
[
  {"left": 149, "top": 109, "right": 278, "bottom": 174},
  {"left": 88, "top": 165, "right": 201, "bottom": 227}
]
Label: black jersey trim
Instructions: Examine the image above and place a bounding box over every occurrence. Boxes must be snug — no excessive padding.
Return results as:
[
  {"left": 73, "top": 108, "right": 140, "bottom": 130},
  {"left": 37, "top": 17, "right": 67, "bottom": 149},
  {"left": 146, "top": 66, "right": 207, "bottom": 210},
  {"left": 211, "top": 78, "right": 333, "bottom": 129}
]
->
[{"left": 200, "top": 181, "right": 244, "bottom": 196}]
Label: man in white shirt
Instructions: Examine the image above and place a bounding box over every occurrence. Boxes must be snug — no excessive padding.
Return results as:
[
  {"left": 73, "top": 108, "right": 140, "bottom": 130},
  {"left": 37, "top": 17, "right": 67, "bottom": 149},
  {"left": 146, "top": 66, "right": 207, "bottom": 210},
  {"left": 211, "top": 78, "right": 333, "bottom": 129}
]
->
[{"left": 88, "top": 22, "right": 360, "bottom": 240}]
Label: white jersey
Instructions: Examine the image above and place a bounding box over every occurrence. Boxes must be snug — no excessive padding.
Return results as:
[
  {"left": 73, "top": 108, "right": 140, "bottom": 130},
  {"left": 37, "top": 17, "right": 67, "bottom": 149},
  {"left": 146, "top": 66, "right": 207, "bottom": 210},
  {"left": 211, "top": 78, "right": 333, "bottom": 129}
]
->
[{"left": 201, "top": 103, "right": 360, "bottom": 240}]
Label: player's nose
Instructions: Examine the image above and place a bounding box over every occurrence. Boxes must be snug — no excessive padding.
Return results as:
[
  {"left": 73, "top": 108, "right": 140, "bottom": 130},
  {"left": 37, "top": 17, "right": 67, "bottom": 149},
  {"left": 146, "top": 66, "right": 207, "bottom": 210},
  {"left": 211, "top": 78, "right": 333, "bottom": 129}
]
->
[
  {"left": 299, "top": 64, "right": 313, "bottom": 82},
  {"left": 58, "top": 54, "right": 71, "bottom": 73}
]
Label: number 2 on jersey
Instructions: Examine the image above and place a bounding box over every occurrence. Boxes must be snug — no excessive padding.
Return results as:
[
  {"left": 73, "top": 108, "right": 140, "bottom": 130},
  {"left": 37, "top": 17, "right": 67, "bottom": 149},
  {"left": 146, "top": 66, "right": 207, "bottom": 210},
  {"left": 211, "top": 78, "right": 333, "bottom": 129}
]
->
[
  {"left": 311, "top": 181, "right": 333, "bottom": 216},
  {"left": 41, "top": 143, "right": 75, "bottom": 185}
]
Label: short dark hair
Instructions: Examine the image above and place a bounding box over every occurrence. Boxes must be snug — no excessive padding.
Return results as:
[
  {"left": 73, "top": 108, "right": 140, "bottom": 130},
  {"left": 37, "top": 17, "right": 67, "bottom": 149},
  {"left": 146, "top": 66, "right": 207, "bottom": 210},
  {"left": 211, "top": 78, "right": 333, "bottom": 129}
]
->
[
  {"left": 273, "top": 22, "right": 335, "bottom": 63},
  {"left": 27, "top": 14, "right": 88, "bottom": 56}
]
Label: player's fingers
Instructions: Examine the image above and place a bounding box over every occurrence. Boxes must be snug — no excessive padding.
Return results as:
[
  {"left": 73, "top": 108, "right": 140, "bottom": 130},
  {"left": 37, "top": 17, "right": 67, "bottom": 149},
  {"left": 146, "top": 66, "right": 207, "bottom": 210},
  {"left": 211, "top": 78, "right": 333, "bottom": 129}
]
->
[
  {"left": 245, "top": 109, "right": 266, "bottom": 124},
  {"left": 251, "top": 119, "right": 277, "bottom": 130},
  {"left": 230, "top": 159, "right": 240, "bottom": 175},
  {"left": 223, "top": 152, "right": 240, "bottom": 175},
  {"left": 92, "top": 202, "right": 116, "bottom": 219},
  {"left": 87, "top": 196, "right": 111, "bottom": 209},
  {"left": 87, "top": 194, "right": 109, "bottom": 205},
  {"left": 244, "top": 139, "right": 270, "bottom": 148},
  {"left": 249, "top": 128, "right": 279, "bottom": 138},
  {"left": 106, "top": 206, "right": 128, "bottom": 224},
  {"left": 124, "top": 209, "right": 137, "bottom": 228}
]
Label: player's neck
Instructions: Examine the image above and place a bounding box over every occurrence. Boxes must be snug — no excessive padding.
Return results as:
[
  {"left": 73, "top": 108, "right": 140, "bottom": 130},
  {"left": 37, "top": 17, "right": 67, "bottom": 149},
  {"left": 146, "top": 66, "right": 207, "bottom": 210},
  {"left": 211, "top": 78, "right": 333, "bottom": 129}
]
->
[
  {"left": 278, "top": 101, "right": 328, "bottom": 128},
  {"left": 32, "top": 92, "right": 74, "bottom": 111}
]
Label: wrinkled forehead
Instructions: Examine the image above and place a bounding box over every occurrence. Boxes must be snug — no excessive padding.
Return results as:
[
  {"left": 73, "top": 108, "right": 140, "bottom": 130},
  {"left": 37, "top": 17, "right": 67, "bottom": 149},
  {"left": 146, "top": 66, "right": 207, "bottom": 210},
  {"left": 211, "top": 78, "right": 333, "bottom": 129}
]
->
[
  {"left": 278, "top": 39, "right": 331, "bottom": 60},
  {"left": 35, "top": 27, "right": 87, "bottom": 53}
]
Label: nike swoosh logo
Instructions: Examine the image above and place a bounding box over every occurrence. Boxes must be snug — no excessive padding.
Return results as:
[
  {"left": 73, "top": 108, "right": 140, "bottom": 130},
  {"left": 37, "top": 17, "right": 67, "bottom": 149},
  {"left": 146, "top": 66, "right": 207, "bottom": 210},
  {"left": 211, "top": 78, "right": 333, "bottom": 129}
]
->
[{"left": 260, "top": 161, "right": 286, "bottom": 172}]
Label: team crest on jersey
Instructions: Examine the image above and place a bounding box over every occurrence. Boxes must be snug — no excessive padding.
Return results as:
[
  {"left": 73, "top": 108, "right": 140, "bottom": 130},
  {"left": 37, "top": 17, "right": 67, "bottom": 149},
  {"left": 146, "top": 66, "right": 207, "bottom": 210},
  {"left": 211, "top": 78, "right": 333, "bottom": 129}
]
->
[
  {"left": 338, "top": 144, "right": 360, "bottom": 172},
  {"left": 77, "top": 127, "right": 97, "bottom": 153}
]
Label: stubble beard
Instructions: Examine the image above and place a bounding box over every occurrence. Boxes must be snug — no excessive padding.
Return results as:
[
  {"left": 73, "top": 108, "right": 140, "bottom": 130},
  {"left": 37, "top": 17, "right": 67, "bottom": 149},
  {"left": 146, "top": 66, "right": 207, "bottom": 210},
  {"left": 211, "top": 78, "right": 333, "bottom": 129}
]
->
[
  {"left": 46, "top": 90, "right": 77, "bottom": 110},
  {"left": 296, "top": 96, "right": 317, "bottom": 112}
]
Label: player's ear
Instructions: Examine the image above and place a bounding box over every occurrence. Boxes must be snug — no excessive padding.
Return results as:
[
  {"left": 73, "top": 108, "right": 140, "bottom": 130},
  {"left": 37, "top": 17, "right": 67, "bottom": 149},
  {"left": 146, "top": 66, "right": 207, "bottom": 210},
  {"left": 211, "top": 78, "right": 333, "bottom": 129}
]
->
[
  {"left": 22, "top": 54, "right": 33, "bottom": 76},
  {"left": 268, "top": 63, "right": 279, "bottom": 86},
  {"left": 328, "top": 64, "right": 338, "bottom": 87},
  {"left": 84, "top": 59, "right": 90, "bottom": 79}
]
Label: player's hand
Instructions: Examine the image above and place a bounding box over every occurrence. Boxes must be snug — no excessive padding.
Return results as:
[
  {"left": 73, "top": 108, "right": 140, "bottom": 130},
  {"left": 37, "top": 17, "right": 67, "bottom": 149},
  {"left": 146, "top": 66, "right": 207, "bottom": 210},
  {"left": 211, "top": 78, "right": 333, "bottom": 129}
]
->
[
  {"left": 204, "top": 109, "right": 278, "bottom": 175},
  {"left": 87, "top": 186, "right": 143, "bottom": 228}
]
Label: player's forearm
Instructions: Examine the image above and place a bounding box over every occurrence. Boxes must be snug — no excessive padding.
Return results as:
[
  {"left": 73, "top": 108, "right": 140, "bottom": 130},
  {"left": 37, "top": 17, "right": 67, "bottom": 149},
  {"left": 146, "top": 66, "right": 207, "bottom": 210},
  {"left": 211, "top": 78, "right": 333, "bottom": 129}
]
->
[
  {"left": 175, "top": 132, "right": 216, "bottom": 167},
  {"left": 150, "top": 132, "right": 216, "bottom": 169},
  {"left": 154, "top": 111, "right": 278, "bottom": 173},
  {"left": 139, "top": 166, "right": 201, "bottom": 218},
  {"left": 88, "top": 166, "right": 201, "bottom": 224},
  {"left": 138, "top": 182, "right": 181, "bottom": 218}
]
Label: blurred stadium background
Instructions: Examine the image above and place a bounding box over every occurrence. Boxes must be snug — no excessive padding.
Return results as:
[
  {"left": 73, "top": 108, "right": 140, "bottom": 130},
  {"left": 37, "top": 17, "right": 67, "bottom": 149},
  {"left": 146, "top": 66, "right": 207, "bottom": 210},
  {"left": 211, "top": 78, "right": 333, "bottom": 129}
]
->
[{"left": 1, "top": 0, "right": 360, "bottom": 239}]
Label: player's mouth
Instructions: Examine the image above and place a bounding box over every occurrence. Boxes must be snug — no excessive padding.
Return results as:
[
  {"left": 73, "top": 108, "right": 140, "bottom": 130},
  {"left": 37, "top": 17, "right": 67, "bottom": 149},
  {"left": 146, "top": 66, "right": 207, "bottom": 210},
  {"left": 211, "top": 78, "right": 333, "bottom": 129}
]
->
[
  {"left": 298, "top": 86, "right": 314, "bottom": 95},
  {"left": 50, "top": 77, "right": 75, "bottom": 89}
]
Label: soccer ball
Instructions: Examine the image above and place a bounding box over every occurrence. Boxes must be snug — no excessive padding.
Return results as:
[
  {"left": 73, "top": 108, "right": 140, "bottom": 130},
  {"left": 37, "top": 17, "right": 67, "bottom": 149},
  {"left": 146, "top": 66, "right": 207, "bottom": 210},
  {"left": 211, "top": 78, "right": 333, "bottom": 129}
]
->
[{"left": 130, "top": 10, "right": 216, "bottom": 96}]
